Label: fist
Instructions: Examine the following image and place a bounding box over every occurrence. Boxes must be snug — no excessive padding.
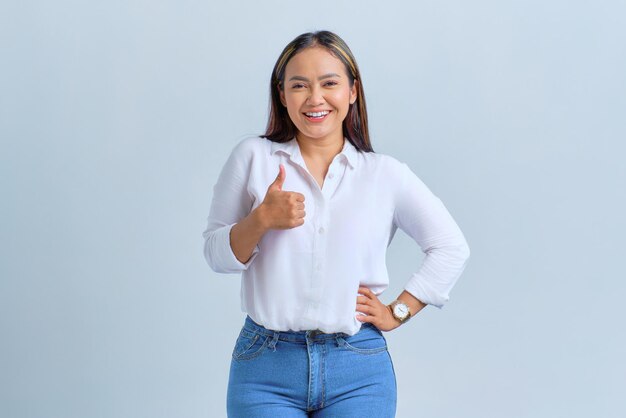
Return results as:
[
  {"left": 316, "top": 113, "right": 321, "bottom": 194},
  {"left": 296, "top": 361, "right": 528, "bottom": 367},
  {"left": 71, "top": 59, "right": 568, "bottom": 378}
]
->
[{"left": 259, "top": 164, "right": 306, "bottom": 230}]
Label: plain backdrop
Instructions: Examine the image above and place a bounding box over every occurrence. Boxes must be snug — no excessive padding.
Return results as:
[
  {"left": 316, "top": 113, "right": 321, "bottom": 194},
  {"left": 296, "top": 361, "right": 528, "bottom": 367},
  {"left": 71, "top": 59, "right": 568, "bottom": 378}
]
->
[{"left": 1, "top": 1, "right": 625, "bottom": 417}]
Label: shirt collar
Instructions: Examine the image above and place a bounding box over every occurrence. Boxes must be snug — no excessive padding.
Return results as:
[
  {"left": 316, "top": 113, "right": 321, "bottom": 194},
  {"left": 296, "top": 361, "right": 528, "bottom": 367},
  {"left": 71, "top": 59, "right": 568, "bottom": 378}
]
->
[{"left": 270, "top": 136, "right": 358, "bottom": 170}]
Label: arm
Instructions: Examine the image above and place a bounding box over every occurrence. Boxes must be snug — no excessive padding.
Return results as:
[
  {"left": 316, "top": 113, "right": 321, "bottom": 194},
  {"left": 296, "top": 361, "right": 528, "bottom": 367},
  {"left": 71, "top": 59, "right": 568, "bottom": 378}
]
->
[
  {"left": 202, "top": 139, "right": 262, "bottom": 273},
  {"left": 230, "top": 207, "right": 268, "bottom": 264},
  {"left": 393, "top": 162, "right": 471, "bottom": 312},
  {"left": 356, "top": 162, "right": 470, "bottom": 331}
]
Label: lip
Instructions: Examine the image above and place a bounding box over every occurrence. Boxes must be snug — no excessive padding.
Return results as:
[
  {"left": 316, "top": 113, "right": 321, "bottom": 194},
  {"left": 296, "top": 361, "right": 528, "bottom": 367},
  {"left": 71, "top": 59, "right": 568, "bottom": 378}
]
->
[{"left": 302, "top": 110, "right": 332, "bottom": 123}]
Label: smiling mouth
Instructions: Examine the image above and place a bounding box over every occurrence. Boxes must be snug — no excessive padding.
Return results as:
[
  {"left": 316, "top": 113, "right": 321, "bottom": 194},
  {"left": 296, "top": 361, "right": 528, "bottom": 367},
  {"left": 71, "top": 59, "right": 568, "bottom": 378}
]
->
[{"left": 303, "top": 110, "right": 331, "bottom": 122}]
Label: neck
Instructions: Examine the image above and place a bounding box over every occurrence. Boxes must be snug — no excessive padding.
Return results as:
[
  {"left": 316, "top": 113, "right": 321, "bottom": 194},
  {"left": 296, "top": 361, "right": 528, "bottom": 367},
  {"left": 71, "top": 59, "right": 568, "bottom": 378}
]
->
[{"left": 296, "top": 133, "right": 345, "bottom": 161}]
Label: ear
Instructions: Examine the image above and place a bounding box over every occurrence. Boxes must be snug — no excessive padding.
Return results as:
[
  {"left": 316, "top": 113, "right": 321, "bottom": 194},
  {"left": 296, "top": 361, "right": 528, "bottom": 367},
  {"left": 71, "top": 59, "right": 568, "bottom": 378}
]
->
[
  {"left": 349, "top": 79, "right": 358, "bottom": 105},
  {"left": 279, "top": 85, "right": 287, "bottom": 107}
]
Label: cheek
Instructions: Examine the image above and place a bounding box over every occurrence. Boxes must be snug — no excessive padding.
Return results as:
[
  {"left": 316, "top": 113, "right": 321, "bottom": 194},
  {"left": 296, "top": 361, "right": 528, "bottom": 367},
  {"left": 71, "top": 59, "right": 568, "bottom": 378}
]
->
[
  {"left": 333, "top": 102, "right": 351, "bottom": 119},
  {"left": 286, "top": 102, "right": 302, "bottom": 120},
  {"left": 285, "top": 95, "right": 302, "bottom": 113},
  {"left": 331, "top": 92, "right": 352, "bottom": 110}
]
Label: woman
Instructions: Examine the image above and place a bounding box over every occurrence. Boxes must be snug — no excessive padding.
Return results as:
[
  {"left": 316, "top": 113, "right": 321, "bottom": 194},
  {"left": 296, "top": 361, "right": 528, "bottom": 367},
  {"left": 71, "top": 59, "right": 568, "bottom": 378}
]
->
[{"left": 202, "top": 30, "right": 470, "bottom": 418}]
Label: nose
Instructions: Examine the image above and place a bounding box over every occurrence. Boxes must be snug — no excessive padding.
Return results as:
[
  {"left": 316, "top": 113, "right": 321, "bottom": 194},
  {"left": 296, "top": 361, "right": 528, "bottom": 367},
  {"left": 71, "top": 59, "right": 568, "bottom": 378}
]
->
[{"left": 306, "top": 85, "right": 324, "bottom": 106}]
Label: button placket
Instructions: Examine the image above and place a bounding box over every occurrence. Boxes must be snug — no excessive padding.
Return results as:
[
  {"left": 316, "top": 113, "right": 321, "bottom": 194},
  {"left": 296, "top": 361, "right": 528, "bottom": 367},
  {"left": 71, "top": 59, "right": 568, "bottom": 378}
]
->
[
  {"left": 321, "top": 160, "right": 347, "bottom": 201},
  {"left": 307, "top": 189, "right": 329, "bottom": 321},
  {"left": 302, "top": 158, "right": 344, "bottom": 325}
]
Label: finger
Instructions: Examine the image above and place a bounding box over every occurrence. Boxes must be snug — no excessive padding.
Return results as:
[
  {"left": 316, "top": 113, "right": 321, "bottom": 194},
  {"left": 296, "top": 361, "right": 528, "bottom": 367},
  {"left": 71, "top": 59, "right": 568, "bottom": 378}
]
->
[
  {"left": 288, "top": 192, "right": 303, "bottom": 203},
  {"left": 355, "top": 313, "right": 369, "bottom": 322},
  {"left": 268, "top": 164, "right": 286, "bottom": 192},
  {"left": 356, "top": 295, "right": 369, "bottom": 304},
  {"left": 358, "top": 286, "right": 374, "bottom": 299},
  {"left": 356, "top": 304, "right": 372, "bottom": 314},
  {"left": 294, "top": 192, "right": 305, "bottom": 202}
]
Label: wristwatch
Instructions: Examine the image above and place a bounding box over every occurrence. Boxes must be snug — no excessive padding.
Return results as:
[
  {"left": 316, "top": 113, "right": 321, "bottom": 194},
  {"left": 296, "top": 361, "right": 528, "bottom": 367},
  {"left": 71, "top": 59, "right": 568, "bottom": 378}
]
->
[{"left": 388, "top": 300, "right": 412, "bottom": 324}]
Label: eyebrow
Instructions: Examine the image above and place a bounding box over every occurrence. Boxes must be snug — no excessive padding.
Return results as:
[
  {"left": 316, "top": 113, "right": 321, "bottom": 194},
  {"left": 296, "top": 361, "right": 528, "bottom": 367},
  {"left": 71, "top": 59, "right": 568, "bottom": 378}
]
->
[{"left": 288, "top": 73, "right": 341, "bottom": 82}]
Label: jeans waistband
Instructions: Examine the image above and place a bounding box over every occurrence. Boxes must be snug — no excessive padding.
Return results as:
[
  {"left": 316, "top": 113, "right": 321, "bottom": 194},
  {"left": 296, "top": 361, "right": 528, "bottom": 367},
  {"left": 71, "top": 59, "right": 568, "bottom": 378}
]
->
[{"left": 242, "top": 315, "right": 376, "bottom": 342}]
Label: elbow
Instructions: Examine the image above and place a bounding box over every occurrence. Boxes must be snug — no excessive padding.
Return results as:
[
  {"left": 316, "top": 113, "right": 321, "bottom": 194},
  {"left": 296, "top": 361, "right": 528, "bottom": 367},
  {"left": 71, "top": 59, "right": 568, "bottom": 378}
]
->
[
  {"left": 450, "top": 230, "right": 470, "bottom": 263},
  {"left": 202, "top": 228, "right": 231, "bottom": 274},
  {"left": 460, "top": 240, "right": 471, "bottom": 263},
  {"left": 442, "top": 237, "right": 470, "bottom": 265},
  {"left": 203, "top": 235, "right": 224, "bottom": 273},
  {"left": 455, "top": 240, "right": 471, "bottom": 274},
  {"left": 434, "top": 237, "right": 471, "bottom": 276}
]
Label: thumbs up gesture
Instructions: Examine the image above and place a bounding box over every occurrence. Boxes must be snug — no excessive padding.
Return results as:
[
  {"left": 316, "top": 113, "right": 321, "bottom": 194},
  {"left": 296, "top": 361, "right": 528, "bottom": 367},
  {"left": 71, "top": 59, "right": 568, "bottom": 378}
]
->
[{"left": 258, "top": 164, "right": 306, "bottom": 230}]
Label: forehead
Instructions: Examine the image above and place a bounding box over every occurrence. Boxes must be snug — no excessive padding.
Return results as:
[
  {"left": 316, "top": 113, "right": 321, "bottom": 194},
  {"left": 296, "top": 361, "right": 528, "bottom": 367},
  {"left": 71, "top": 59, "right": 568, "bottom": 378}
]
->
[{"left": 284, "top": 47, "right": 347, "bottom": 76}]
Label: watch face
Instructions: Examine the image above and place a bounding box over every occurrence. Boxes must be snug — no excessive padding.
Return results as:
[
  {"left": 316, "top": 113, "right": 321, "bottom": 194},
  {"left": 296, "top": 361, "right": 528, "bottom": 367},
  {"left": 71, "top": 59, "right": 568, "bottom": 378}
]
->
[{"left": 393, "top": 303, "right": 409, "bottom": 319}]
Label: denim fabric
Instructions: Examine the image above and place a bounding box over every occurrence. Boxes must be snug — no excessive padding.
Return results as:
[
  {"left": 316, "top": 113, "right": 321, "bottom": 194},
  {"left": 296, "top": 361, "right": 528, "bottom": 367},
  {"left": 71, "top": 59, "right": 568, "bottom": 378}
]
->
[{"left": 227, "top": 315, "right": 397, "bottom": 417}]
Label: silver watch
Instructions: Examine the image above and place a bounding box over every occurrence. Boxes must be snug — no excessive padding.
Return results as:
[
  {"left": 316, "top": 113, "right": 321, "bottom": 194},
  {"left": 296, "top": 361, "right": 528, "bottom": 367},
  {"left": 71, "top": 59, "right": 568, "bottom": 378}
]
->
[{"left": 388, "top": 300, "right": 412, "bottom": 324}]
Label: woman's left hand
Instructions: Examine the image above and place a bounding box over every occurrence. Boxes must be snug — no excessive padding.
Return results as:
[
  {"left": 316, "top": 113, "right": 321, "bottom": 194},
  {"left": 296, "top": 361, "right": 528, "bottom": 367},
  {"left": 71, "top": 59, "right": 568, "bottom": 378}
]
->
[{"left": 355, "top": 286, "right": 401, "bottom": 332}]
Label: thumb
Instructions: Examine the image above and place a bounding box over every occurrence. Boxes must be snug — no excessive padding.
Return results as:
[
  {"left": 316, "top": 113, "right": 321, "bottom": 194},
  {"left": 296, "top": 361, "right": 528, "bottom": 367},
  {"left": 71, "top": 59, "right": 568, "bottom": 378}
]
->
[{"left": 268, "top": 164, "right": 286, "bottom": 191}]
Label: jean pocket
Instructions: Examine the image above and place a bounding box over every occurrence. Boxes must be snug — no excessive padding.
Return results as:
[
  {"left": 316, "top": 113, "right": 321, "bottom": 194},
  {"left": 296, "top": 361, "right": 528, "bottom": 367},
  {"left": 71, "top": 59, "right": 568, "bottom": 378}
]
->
[
  {"left": 232, "top": 328, "right": 271, "bottom": 361},
  {"left": 336, "top": 329, "right": 388, "bottom": 355}
]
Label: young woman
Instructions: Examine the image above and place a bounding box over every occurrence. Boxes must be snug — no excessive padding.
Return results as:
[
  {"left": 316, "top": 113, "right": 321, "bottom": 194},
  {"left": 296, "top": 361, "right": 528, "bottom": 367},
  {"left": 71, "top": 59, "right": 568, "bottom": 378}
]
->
[{"left": 202, "top": 30, "right": 470, "bottom": 418}]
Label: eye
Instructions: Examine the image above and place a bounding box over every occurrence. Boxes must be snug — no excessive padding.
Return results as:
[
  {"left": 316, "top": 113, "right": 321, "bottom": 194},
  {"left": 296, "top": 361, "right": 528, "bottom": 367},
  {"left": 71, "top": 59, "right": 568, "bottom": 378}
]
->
[
  {"left": 324, "top": 81, "right": 338, "bottom": 87},
  {"left": 291, "top": 83, "right": 306, "bottom": 89}
]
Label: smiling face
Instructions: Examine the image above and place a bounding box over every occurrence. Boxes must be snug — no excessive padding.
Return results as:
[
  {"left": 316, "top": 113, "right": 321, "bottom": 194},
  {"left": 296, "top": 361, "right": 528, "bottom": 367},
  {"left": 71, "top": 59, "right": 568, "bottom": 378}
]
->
[{"left": 279, "top": 46, "right": 358, "bottom": 144}]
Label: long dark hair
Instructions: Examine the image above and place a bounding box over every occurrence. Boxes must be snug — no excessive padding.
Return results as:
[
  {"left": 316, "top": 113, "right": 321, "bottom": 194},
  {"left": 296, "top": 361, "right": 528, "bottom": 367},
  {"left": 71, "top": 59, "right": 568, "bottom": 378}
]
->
[{"left": 261, "top": 30, "right": 373, "bottom": 153}]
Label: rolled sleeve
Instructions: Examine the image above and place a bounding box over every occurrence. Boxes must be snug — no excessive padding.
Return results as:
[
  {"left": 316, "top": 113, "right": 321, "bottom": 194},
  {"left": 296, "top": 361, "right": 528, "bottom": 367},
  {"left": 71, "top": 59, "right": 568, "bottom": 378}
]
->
[
  {"left": 203, "top": 222, "right": 260, "bottom": 273},
  {"left": 393, "top": 162, "right": 471, "bottom": 308}
]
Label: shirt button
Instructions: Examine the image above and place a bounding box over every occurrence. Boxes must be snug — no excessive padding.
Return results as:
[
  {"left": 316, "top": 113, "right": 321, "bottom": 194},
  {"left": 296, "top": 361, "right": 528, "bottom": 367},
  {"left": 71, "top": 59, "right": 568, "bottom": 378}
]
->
[
  {"left": 316, "top": 263, "right": 322, "bottom": 271},
  {"left": 328, "top": 172, "right": 334, "bottom": 179},
  {"left": 318, "top": 227, "right": 325, "bottom": 234}
]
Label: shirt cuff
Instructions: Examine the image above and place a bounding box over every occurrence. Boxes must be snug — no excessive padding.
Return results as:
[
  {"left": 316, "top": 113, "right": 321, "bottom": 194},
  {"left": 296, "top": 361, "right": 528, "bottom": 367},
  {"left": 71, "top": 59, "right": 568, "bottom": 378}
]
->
[
  {"left": 403, "top": 275, "right": 449, "bottom": 309},
  {"left": 206, "top": 223, "right": 260, "bottom": 273}
]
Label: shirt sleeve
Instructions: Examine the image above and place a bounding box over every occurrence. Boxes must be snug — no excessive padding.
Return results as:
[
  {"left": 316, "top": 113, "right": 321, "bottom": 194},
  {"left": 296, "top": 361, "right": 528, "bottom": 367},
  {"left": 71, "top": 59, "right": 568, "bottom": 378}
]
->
[
  {"left": 202, "top": 139, "right": 260, "bottom": 274},
  {"left": 393, "top": 162, "right": 470, "bottom": 308}
]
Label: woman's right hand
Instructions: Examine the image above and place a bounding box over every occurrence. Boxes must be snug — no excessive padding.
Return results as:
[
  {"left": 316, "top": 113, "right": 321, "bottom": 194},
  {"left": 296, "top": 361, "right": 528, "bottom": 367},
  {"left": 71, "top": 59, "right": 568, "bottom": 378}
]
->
[{"left": 257, "top": 164, "right": 306, "bottom": 230}]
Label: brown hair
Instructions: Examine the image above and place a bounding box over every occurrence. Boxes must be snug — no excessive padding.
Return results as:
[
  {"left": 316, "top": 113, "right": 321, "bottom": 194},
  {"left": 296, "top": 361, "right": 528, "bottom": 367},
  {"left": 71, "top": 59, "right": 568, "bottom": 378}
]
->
[{"left": 261, "top": 30, "right": 373, "bottom": 152}]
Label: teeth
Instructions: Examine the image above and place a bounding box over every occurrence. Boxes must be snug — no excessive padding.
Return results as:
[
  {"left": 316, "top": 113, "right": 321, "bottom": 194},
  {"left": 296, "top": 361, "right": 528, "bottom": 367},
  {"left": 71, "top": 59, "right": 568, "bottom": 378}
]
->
[{"left": 305, "top": 111, "right": 329, "bottom": 117}]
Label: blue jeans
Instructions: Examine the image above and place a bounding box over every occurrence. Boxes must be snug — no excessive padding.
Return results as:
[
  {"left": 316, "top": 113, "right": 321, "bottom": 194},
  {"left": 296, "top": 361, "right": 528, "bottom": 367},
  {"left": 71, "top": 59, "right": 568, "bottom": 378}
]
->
[{"left": 227, "top": 315, "right": 397, "bottom": 417}]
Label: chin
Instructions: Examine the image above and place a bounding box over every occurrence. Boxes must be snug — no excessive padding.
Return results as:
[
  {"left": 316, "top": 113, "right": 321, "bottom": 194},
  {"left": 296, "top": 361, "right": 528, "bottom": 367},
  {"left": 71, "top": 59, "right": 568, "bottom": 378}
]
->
[
  {"left": 298, "top": 125, "right": 339, "bottom": 138},
  {"left": 300, "top": 131, "right": 334, "bottom": 141}
]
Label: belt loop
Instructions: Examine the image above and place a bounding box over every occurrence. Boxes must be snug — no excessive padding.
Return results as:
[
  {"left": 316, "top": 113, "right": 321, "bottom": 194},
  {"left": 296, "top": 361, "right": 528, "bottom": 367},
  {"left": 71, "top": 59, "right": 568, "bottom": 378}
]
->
[{"left": 267, "top": 331, "right": 279, "bottom": 352}]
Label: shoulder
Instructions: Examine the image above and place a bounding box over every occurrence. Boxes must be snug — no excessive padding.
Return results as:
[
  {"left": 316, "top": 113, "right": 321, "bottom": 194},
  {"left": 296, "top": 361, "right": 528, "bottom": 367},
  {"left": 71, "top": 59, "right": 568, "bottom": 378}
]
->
[
  {"left": 221, "top": 136, "right": 270, "bottom": 167},
  {"left": 216, "top": 136, "right": 269, "bottom": 177},
  {"left": 229, "top": 136, "right": 268, "bottom": 157},
  {"left": 359, "top": 150, "right": 408, "bottom": 178},
  {"left": 359, "top": 150, "right": 432, "bottom": 196}
]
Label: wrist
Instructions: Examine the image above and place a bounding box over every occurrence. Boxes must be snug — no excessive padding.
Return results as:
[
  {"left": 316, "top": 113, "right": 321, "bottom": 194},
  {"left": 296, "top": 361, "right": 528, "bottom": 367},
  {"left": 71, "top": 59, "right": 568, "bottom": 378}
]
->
[
  {"left": 386, "top": 304, "right": 402, "bottom": 325},
  {"left": 388, "top": 300, "right": 412, "bottom": 325},
  {"left": 250, "top": 204, "right": 270, "bottom": 234}
]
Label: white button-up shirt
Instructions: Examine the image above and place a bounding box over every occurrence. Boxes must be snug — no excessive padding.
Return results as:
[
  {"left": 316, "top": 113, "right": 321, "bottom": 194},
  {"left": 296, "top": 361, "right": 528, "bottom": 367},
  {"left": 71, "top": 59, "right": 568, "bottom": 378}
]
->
[{"left": 202, "top": 136, "right": 470, "bottom": 336}]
